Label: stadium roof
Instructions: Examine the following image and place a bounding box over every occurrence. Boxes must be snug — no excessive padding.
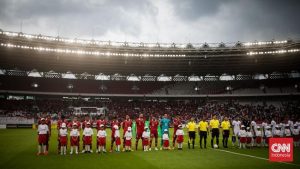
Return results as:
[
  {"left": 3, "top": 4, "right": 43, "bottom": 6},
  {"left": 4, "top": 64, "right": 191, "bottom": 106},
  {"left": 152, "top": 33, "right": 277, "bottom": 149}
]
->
[{"left": 1, "top": 30, "right": 300, "bottom": 76}]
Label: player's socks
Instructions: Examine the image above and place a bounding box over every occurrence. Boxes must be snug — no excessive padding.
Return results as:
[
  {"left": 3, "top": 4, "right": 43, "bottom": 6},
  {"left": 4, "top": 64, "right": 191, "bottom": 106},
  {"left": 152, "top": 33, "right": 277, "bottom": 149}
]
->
[{"left": 38, "top": 145, "right": 41, "bottom": 155}]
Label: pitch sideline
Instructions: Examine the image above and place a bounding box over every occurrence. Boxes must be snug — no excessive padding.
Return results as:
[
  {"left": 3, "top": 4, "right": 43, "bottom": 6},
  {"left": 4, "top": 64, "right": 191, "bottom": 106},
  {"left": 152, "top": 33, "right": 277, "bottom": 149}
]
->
[{"left": 214, "top": 148, "right": 300, "bottom": 167}]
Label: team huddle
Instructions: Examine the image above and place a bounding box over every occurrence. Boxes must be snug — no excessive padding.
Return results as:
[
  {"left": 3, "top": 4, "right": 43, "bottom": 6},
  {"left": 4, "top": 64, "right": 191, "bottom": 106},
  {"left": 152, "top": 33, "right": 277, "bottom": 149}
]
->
[{"left": 36, "top": 114, "right": 300, "bottom": 155}]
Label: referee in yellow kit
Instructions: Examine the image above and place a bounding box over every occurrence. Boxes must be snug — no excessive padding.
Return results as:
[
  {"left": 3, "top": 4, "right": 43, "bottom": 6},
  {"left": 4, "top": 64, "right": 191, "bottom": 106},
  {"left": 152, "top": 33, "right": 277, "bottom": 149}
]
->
[
  {"left": 209, "top": 115, "right": 220, "bottom": 148},
  {"left": 186, "top": 117, "right": 197, "bottom": 149},
  {"left": 198, "top": 116, "right": 209, "bottom": 149},
  {"left": 221, "top": 117, "right": 231, "bottom": 148}
]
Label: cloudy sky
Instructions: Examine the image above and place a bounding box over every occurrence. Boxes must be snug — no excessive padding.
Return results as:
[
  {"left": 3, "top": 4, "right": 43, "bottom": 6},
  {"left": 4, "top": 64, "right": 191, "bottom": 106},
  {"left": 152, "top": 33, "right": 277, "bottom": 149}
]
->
[{"left": 0, "top": 0, "right": 299, "bottom": 43}]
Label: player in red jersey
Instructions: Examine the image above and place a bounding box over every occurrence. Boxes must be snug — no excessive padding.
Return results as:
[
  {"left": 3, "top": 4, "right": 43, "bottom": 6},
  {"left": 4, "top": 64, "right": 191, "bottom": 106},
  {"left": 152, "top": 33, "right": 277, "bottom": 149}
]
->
[
  {"left": 135, "top": 114, "right": 145, "bottom": 150},
  {"left": 82, "top": 115, "right": 92, "bottom": 129},
  {"left": 96, "top": 115, "right": 107, "bottom": 153},
  {"left": 68, "top": 117, "right": 81, "bottom": 130},
  {"left": 122, "top": 115, "right": 133, "bottom": 151},
  {"left": 172, "top": 116, "right": 181, "bottom": 148},
  {"left": 45, "top": 115, "right": 52, "bottom": 151},
  {"left": 110, "top": 117, "right": 120, "bottom": 152},
  {"left": 96, "top": 115, "right": 107, "bottom": 131},
  {"left": 149, "top": 116, "right": 159, "bottom": 150}
]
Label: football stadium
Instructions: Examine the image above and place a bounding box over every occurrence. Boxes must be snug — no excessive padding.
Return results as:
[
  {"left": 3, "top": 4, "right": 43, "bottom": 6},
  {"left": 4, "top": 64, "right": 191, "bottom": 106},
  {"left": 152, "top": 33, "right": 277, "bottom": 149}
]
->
[{"left": 0, "top": 1, "right": 300, "bottom": 169}]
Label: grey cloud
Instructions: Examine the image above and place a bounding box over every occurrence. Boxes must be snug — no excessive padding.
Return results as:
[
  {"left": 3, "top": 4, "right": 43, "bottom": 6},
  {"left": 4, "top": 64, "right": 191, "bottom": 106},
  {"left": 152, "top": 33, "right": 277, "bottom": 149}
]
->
[{"left": 0, "top": 0, "right": 299, "bottom": 43}]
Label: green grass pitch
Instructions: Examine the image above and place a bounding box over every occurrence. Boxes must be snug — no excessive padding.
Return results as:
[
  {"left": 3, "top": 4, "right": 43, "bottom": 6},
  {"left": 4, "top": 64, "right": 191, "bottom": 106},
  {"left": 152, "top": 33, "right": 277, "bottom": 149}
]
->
[{"left": 0, "top": 129, "right": 299, "bottom": 169}]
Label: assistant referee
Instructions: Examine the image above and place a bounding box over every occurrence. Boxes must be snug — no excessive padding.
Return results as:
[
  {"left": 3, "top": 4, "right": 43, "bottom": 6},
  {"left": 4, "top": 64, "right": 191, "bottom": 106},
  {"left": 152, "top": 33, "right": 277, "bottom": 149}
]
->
[
  {"left": 209, "top": 115, "right": 220, "bottom": 148},
  {"left": 186, "top": 117, "right": 197, "bottom": 149},
  {"left": 221, "top": 117, "right": 231, "bottom": 148},
  {"left": 198, "top": 117, "right": 209, "bottom": 149}
]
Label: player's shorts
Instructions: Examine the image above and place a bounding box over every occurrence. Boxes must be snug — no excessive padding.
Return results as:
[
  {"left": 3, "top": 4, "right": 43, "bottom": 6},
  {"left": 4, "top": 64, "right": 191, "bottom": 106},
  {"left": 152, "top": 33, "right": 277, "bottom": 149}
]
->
[
  {"left": 84, "top": 136, "right": 92, "bottom": 145},
  {"left": 70, "top": 136, "right": 79, "bottom": 146},
  {"left": 256, "top": 136, "right": 262, "bottom": 144},
  {"left": 223, "top": 130, "right": 230, "bottom": 137},
  {"left": 188, "top": 131, "right": 196, "bottom": 139},
  {"left": 125, "top": 139, "right": 131, "bottom": 146},
  {"left": 115, "top": 137, "right": 121, "bottom": 145},
  {"left": 163, "top": 140, "right": 169, "bottom": 147},
  {"left": 136, "top": 130, "right": 143, "bottom": 139},
  {"left": 177, "top": 135, "right": 183, "bottom": 143},
  {"left": 150, "top": 130, "right": 158, "bottom": 138},
  {"left": 234, "top": 129, "right": 240, "bottom": 136},
  {"left": 60, "top": 136, "right": 67, "bottom": 146},
  {"left": 293, "top": 135, "right": 300, "bottom": 142},
  {"left": 97, "top": 137, "right": 106, "bottom": 146},
  {"left": 212, "top": 128, "right": 220, "bottom": 138},
  {"left": 142, "top": 138, "right": 149, "bottom": 146},
  {"left": 246, "top": 137, "right": 252, "bottom": 144},
  {"left": 199, "top": 131, "right": 207, "bottom": 138},
  {"left": 38, "top": 134, "right": 48, "bottom": 144},
  {"left": 240, "top": 137, "right": 247, "bottom": 143}
]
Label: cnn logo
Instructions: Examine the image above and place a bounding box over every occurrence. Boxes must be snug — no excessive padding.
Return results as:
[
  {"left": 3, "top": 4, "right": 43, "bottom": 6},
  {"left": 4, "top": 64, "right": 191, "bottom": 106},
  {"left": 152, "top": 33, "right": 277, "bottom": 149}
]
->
[
  {"left": 271, "top": 143, "right": 290, "bottom": 153},
  {"left": 269, "top": 138, "right": 293, "bottom": 162}
]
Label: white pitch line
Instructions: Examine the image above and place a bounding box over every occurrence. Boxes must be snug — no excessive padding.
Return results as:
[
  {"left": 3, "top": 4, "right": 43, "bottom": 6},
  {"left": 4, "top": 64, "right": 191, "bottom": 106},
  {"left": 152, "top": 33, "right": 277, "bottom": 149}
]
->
[{"left": 214, "top": 149, "right": 300, "bottom": 167}]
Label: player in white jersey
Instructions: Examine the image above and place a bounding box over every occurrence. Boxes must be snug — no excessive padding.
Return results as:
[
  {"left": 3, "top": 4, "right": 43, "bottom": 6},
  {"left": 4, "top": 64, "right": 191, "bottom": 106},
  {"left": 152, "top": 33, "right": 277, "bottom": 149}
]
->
[
  {"left": 264, "top": 126, "right": 272, "bottom": 146},
  {"left": 288, "top": 120, "right": 294, "bottom": 131},
  {"left": 274, "top": 125, "right": 283, "bottom": 137},
  {"left": 250, "top": 119, "right": 257, "bottom": 146},
  {"left": 284, "top": 124, "right": 292, "bottom": 137},
  {"left": 255, "top": 126, "right": 263, "bottom": 147},
  {"left": 296, "top": 121, "right": 300, "bottom": 130},
  {"left": 261, "top": 120, "right": 268, "bottom": 146},
  {"left": 292, "top": 124, "right": 299, "bottom": 147},
  {"left": 231, "top": 118, "right": 241, "bottom": 146},
  {"left": 271, "top": 119, "right": 276, "bottom": 135}
]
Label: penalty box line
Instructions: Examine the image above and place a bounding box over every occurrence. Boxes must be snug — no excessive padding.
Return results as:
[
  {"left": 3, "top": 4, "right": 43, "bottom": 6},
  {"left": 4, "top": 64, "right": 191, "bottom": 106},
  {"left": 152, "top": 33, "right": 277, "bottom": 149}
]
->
[{"left": 214, "top": 149, "right": 300, "bottom": 167}]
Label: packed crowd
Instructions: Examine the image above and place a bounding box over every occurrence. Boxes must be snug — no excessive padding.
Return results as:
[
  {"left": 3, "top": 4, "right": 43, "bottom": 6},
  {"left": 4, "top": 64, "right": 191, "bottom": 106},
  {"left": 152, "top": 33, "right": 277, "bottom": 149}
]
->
[{"left": 0, "top": 99, "right": 299, "bottom": 124}]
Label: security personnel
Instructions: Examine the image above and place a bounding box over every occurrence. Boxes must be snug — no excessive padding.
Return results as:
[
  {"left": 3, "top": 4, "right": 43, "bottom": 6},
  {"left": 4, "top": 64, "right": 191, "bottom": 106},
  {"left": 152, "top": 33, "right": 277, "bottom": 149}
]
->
[
  {"left": 209, "top": 115, "right": 220, "bottom": 148},
  {"left": 221, "top": 117, "right": 231, "bottom": 148},
  {"left": 198, "top": 117, "right": 209, "bottom": 149},
  {"left": 186, "top": 117, "right": 197, "bottom": 149}
]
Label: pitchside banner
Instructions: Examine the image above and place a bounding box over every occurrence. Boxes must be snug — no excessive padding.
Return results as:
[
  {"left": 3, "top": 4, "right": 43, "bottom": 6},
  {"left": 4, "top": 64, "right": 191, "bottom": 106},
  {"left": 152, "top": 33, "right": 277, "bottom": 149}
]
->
[{"left": 269, "top": 138, "right": 293, "bottom": 162}]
